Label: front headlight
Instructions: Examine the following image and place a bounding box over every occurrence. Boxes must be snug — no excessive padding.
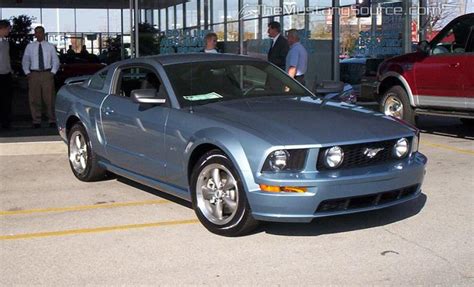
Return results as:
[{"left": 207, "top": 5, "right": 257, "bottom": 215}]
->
[
  {"left": 323, "top": 146, "right": 344, "bottom": 168},
  {"left": 262, "top": 149, "right": 308, "bottom": 172},
  {"left": 394, "top": 138, "right": 409, "bottom": 158}
]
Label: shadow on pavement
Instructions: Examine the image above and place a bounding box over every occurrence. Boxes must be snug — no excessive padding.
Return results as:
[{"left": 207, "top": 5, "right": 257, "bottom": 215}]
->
[
  {"left": 116, "top": 174, "right": 427, "bottom": 237},
  {"left": 116, "top": 177, "right": 193, "bottom": 209},
  {"left": 417, "top": 116, "right": 473, "bottom": 140},
  {"left": 260, "top": 194, "right": 427, "bottom": 236}
]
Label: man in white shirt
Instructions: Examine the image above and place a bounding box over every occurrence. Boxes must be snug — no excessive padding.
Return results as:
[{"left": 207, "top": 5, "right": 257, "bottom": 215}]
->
[
  {"left": 22, "top": 26, "right": 60, "bottom": 128},
  {"left": 0, "top": 20, "right": 13, "bottom": 129},
  {"left": 286, "top": 29, "right": 308, "bottom": 86}
]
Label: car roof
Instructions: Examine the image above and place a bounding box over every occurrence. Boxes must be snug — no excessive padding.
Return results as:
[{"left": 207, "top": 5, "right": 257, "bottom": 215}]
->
[{"left": 147, "top": 53, "right": 265, "bottom": 65}]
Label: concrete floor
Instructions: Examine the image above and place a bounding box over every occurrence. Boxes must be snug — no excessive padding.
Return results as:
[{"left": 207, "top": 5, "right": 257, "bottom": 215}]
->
[{"left": 0, "top": 116, "right": 473, "bottom": 285}]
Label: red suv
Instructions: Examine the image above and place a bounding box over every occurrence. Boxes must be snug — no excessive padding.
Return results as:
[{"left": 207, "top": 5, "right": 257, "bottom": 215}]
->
[{"left": 377, "top": 13, "right": 474, "bottom": 125}]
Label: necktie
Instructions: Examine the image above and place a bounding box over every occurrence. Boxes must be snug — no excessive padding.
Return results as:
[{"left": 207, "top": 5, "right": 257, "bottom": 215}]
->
[{"left": 38, "top": 43, "right": 45, "bottom": 70}]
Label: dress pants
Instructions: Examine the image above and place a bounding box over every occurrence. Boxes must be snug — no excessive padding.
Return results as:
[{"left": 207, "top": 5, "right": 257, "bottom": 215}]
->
[
  {"left": 28, "top": 71, "right": 56, "bottom": 124},
  {"left": 0, "top": 73, "right": 13, "bottom": 128}
]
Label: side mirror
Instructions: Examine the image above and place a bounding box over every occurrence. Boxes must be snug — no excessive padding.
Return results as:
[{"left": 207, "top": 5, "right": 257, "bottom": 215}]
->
[
  {"left": 417, "top": 40, "right": 430, "bottom": 53},
  {"left": 314, "top": 81, "right": 345, "bottom": 94},
  {"left": 131, "top": 89, "right": 166, "bottom": 105}
]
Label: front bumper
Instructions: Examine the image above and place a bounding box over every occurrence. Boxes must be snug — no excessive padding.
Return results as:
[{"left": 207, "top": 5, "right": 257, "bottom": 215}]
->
[{"left": 247, "top": 152, "right": 427, "bottom": 223}]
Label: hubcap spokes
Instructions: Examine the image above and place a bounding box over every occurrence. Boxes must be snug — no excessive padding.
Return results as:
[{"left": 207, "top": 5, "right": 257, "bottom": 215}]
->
[
  {"left": 196, "top": 164, "right": 238, "bottom": 225},
  {"left": 69, "top": 131, "right": 88, "bottom": 173},
  {"left": 384, "top": 95, "right": 404, "bottom": 119}
]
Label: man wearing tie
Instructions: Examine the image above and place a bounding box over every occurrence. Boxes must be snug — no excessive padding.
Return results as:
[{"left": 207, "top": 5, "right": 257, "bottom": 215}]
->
[
  {"left": 22, "top": 26, "right": 60, "bottom": 128},
  {"left": 267, "top": 21, "right": 289, "bottom": 71}
]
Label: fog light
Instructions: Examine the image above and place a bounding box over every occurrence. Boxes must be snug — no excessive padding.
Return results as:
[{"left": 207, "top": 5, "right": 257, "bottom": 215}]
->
[{"left": 323, "top": 146, "right": 344, "bottom": 168}]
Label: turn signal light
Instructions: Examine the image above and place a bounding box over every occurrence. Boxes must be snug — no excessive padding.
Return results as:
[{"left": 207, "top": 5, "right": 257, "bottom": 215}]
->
[{"left": 259, "top": 184, "right": 307, "bottom": 193}]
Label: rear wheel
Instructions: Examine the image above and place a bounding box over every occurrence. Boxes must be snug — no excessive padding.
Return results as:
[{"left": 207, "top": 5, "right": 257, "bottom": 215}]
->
[
  {"left": 190, "top": 150, "right": 258, "bottom": 236},
  {"left": 68, "top": 123, "right": 107, "bottom": 182},
  {"left": 380, "top": 85, "right": 416, "bottom": 125}
]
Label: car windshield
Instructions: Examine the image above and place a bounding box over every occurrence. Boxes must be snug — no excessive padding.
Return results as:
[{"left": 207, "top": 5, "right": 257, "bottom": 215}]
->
[{"left": 164, "top": 61, "right": 312, "bottom": 107}]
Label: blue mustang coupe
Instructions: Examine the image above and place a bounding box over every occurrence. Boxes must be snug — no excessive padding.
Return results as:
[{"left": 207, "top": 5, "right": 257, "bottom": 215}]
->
[{"left": 56, "top": 53, "right": 427, "bottom": 236}]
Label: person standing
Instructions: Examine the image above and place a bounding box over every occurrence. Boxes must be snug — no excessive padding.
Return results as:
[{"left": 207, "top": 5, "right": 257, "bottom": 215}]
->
[
  {"left": 267, "top": 21, "right": 289, "bottom": 70},
  {"left": 22, "top": 26, "right": 60, "bottom": 128},
  {"left": 286, "top": 29, "right": 308, "bottom": 86}
]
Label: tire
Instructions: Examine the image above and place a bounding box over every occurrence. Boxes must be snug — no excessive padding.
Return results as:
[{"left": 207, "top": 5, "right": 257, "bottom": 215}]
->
[
  {"left": 68, "top": 123, "right": 107, "bottom": 182},
  {"left": 460, "top": 118, "right": 474, "bottom": 126},
  {"left": 190, "top": 150, "right": 259, "bottom": 236},
  {"left": 380, "top": 85, "right": 416, "bottom": 125}
]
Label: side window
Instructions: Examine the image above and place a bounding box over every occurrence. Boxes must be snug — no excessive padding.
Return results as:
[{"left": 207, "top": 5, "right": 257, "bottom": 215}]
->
[
  {"left": 89, "top": 70, "right": 107, "bottom": 90},
  {"left": 431, "top": 18, "right": 474, "bottom": 55},
  {"left": 116, "top": 67, "right": 162, "bottom": 98}
]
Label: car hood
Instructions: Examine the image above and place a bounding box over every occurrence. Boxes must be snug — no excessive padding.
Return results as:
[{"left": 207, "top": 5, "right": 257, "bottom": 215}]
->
[{"left": 193, "top": 96, "right": 413, "bottom": 146}]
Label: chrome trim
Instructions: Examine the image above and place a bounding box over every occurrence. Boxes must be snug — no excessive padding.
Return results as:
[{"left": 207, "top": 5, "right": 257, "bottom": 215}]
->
[{"left": 378, "top": 72, "right": 417, "bottom": 106}]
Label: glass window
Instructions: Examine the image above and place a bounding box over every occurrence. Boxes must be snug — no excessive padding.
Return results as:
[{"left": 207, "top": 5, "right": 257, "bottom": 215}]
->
[
  {"left": 160, "top": 9, "right": 166, "bottom": 30},
  {"left": 176, "top": 4, "right": 183, "bottom": 29},
  {"left": 168, "top": 6, "right": 175, "bottom": 30},
  {"left": 117, "top": 67, "right": 162, "bottom": 98},
  {"left": 165, "top": 61, "right": 310, "bottom": 107},
  {"left": 244, "top": 20, "right": 258, "bottom": 40},
  {"left": 309, "top": 12, "right": 332, "bottom": 39},
  {"left": 76, "top": 9, "right": 108, "bottom": 33},
  {"left": 213, "top": 24, "right": 225, "bottom": 41},
  {"left": 89, "top": 69, "right": 108, "bottom": 90},
  {"left": 227, "top": 22, "right": 239, "bottom": 41},
  {"left": 431, "top": 17, "right": 474, "bottom": 54},
  {"left": 186, "top": 0, "right": 198, "bottom": 27},
  {"left": 283, "top": 14, "right": 305, "bottom": 30},
  {"left": 227, "top": 1, "right": 240, "bottom": 22},
  {"left": 213, "top": 0, "right": 225, "bottom": 24}
]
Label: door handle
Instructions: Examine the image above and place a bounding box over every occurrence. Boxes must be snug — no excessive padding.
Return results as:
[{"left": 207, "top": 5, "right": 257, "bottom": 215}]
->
[
  {"left": 103, "top": 107, "right": 114, "bottom": 115},
  {"left": 449, "top": 63, "right": 460, "bottom": 68}
]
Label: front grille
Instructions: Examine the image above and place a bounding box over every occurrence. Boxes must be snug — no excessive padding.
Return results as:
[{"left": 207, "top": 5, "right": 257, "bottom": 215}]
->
[
  {"left": 317, "top": 138, "right": 410, "bottom": 171},
  {"left": 316, "top": 185, "right": 419, "bottom": 213}
]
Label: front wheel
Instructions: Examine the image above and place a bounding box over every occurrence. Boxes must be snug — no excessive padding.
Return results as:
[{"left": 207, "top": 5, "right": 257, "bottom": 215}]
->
[
  {"left": 190, "top": 150, "right": 258, "bottom": 236},
  {"left": 380, "top": 85, "right": 416, "bottom": 125}
]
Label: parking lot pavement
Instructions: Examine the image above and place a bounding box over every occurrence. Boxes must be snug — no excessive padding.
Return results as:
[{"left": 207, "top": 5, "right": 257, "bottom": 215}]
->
[{"left": 0, "top": 116, "right": 473, "bottom": 285}]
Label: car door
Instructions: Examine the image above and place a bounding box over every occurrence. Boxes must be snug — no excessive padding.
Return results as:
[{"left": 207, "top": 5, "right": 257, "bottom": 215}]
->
[
  {"left": 414, "top": 16, "right": 473, "bottom": 109},
  {"left": 101, "top": 65, "right": 170, "bottom": 181}
]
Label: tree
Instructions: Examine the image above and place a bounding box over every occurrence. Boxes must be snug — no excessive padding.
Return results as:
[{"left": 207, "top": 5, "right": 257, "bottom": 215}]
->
[
  {"left": 8, "top": 15, "right": 35, "bottom": 67},
  {"left": 137, "top": 22, "right": 161, "bottom": 56},
  {"left": 423, "top": 0, "right": 462, "bottom": 37}
]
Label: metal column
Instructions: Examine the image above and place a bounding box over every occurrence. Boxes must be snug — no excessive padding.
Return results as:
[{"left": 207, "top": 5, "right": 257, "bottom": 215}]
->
[
  {"left": 129, "top": 0, "right": 134, "bottom": 57},
  {"left": 238, "top": 0, "right": 244, "bottom": 54},
  {"left": 402, "top": 0, "right": 412, "bottom": 54},
  {"left": 332, "top": 0, "right": 340, "bottom": 81},
  {"left": 134, "top": 0, "right": 140, "bottom": 57}
]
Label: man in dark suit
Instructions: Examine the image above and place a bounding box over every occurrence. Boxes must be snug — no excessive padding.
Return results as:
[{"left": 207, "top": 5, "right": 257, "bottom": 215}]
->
[{"left": 267, "top": 21, "right": 289, "bottom": 70}]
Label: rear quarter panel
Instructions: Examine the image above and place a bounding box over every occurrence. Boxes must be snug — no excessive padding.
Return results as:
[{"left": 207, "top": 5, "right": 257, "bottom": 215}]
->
[{"left": 56, "top": 84, "right": 109, "bottom": 157}]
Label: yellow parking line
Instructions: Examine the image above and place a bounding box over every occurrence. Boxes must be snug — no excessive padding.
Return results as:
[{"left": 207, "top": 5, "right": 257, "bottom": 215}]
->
[
  {"left": 422, "top": 141, "right": 474, "bottom": 156},
  {"left": 0, "top": 219, "right": 200, "bottom": 240},
  {"left": 0, "top": 199, "right": 170, "bottom": 216}
]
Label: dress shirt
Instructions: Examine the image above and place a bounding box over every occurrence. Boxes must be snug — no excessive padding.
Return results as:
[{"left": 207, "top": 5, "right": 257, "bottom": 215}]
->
[
  {"left": 0, "top": 38, "right": 12, "bottom": 75},
  {"left": 22, "top": 40, "right": 60, "bottom": 75},
  {"left": 286, "top": 42, "right": 308, "bottom": 76},
  {"left": 271, "top": 33, "right": 281, "bottom": 48}
]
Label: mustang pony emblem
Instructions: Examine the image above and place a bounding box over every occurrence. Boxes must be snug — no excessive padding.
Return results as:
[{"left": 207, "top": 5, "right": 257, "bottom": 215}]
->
[{"left": 363, "top": 147, "right": 384, "bottom": 158}]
